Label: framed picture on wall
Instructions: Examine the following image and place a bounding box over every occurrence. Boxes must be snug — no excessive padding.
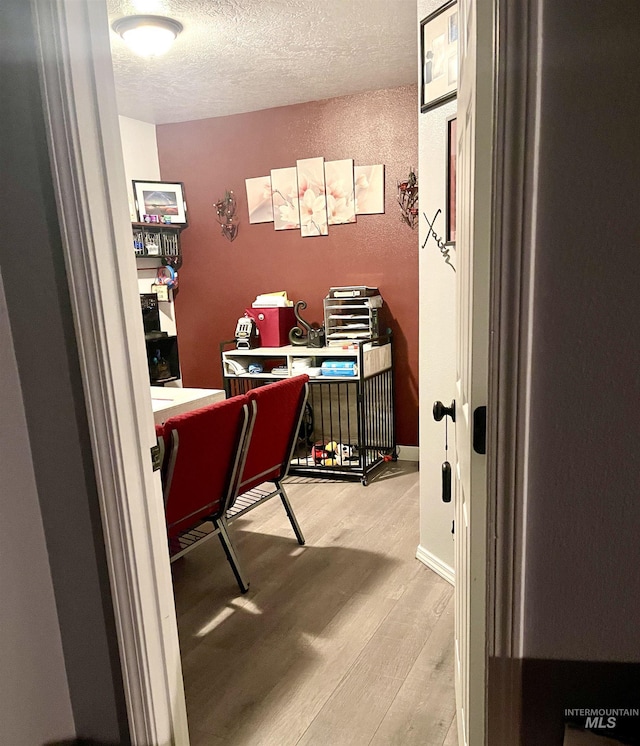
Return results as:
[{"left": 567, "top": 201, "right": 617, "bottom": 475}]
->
[
  {"left": 420, "top": 0, "right": 459, "bottom": 114},
  {"left": 446, "top": 116, "right": 457, "bottom": 243},
  {"left": 133, "top": 180, "right": 188, "bottom": 225}
]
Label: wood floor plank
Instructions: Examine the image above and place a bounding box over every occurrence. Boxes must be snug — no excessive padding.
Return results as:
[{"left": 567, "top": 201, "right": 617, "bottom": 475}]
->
[
  {"left": 296, "top": 671, "right": 405, "bottom": 746},
  {"left": 294, "top": 568, "right": 452, "bottom": 745},
  {"left": 182, "top": 544, "right": 400, "bottom": 736},
  {"left": 404, "top": 594, "right": 455, "bottom": 680},
  {"left": 184, "top": 636, "right": 307, "bottom": 738},
  {"left": 188, "top": 725, "right": 227, "bottom": 746},
  {"left": 223, "top": 592, "right": 397, "bottom": 746},
  {"left": 170, "top": 463, "right": 457, "bottom": 746},
  {"left": 346, "top": 580, "right": 452, "bottom": 684},
  {"left": 369, "top": 673, "right": 455, "bottom": 746},
  {"left": 443, "top": 716, "right": 459, "bottom": 746},
  {"left": 369, "top": 597, "right": 457, "bottom": 746}
]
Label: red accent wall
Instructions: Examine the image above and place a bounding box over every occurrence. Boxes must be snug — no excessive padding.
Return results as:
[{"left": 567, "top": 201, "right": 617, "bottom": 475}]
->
[{"left": 156, "top": 85, "right": 419, "bottom": 446}]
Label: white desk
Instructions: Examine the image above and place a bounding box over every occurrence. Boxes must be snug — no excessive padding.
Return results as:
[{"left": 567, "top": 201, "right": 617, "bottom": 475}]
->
[{"left": 151, "top": 386, "right": 225, "bottom": 424}]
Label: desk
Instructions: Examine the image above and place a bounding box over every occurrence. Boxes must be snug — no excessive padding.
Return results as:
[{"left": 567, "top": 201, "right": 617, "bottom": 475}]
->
[{"left": 151, "top": 386, "right": 225, "bottom": 424}]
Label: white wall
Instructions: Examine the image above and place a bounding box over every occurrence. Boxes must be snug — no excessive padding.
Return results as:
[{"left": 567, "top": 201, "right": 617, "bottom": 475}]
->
[
  {"left": 417, "top": 0, "right": 456, "bottom": 580},
  {"left": 119, "top": 114, "right": 160, "bottom": 221},
  {"left": 118, "top": 115, "right": 178, "bottom": 339},
  {"left": 0, "top": 271, "right": 75, "bottom": 745}
]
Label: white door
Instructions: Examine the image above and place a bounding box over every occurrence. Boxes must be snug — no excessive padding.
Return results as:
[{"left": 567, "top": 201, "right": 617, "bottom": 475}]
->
[{"left": 454, "top": 0, "right": 495, "bottom": 743}]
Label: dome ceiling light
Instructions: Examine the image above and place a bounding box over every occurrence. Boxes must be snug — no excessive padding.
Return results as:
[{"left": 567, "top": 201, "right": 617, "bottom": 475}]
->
[{"left": 112, "top": 15, "right": 183, "bottom": 58}]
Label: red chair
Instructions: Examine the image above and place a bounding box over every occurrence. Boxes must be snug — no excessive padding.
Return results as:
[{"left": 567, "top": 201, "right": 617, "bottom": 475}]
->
[
  {"left": 160, "top": 375, "right": 309, "bottom": 594},
  {"left": 228, "top": 375, "right": 309, "bottom": 546},
  {"left": 155, "top": 424, "right": 166, "bottom": 480},
  {"left": 162, "top": 395, "right": 253, "bottom": 592}
]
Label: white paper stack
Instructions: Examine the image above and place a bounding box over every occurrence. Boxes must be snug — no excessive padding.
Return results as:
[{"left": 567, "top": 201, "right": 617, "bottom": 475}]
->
[{"left": 252, "top": 291, "right": 293, "bottom": 307}]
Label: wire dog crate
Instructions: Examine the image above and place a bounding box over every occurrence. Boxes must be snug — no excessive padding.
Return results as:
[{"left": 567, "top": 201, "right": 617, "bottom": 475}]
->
[{"left": 220, "top": 335, "right": 396, "bottom": 485}]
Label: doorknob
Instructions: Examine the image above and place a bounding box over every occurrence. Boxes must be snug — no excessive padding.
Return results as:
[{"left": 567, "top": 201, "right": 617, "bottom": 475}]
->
[
  {"left": 433, "top": 400, "right": 456, "bottom": 422},
  {"left": 433, "top": 400, "right": 455, "bottom": 504}
]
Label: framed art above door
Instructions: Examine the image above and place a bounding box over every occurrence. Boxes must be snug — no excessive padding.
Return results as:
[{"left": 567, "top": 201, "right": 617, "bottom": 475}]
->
[{"left": 420, "top": 0, "right": 459, "bottom": 113}]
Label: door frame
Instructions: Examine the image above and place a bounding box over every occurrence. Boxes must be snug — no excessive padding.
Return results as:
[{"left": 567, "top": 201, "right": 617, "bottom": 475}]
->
[
  {"left": 485, "top": 0, "right": 540, "bottom": 741},
  {"left": 31, "top": 0, "right": 532, "bottom": 741},
  {"left": 32, "top": 0, "right": 189, "bottom": 742},
  {"left": 449, "top": 0, "right": 535, "bottom": 740}
]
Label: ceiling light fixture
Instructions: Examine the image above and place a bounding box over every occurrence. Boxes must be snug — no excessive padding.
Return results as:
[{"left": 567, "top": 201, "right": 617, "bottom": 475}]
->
[{"left": 112, "top": 15, "right": 183, "bottom": 58}]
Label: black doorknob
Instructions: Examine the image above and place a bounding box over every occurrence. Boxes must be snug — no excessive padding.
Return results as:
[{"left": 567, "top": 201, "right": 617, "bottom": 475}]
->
[{"left": 433, "top": 400, "right": 456, "bottom": 422}]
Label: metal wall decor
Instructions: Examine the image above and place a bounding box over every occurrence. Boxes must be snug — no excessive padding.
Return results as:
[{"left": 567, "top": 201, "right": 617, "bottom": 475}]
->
[
  {"left": 214, "top": 190, "right": 239, "bottom": 242},
  {"left": 422, "top": 208, "right": 455, "bottom": 272},
  {"left": 289, "top": 300, "right": 326, "bottom": 348},
  {"left": 397, "top": 168, "right": 419, "bottom": 229}
]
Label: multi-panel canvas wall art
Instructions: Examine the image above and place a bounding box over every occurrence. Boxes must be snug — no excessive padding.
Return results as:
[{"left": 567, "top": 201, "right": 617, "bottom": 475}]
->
[
  {"left": 243, "top": 158, "right": 384, "bottom": 237},
  {"left": 270, "top": 167, "right": 300, "bottom": 231},
  {"left": 296, "top": 157, "right": 329, "bottom": 236},
  {"left": 245, "top": 176, "right": 274, "bottom": 224},
  {"left": 324, "top": 159, "right": 356, "bottom": 225},
  {"left": 354, "top": 165, "right": 385, "bottom": 215}
]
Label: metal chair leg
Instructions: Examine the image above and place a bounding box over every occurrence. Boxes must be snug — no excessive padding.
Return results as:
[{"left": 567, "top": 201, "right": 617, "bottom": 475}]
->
[
  {"left": 277, "top": 482, "right": 305, "bottom": 545},
  {"left": 213, "top": 517, "right": 250, "bottom": 593}
]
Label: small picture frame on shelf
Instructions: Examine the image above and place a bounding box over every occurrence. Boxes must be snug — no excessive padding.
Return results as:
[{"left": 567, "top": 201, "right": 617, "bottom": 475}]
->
[
  {"left": 133, "top": 180, "right": 188, "bottom": 225},
  {"left": 420, "top": 0, "right": 459, "bottom": 114}
]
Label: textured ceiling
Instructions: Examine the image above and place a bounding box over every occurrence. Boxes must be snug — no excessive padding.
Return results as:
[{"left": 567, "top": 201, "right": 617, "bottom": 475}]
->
[{"left": 107, "top": 0, "right": 417, "bottom": 124}]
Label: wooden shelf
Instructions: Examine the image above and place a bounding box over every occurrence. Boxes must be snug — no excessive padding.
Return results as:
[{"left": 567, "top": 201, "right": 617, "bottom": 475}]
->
[
  {"left": 221, "top": 336, "right": 396, "bottom": 485},
  {"left": 221, "top": 342, "right": 391, "bottom": 380},
  {"left": 131, "top": 221, "right": 185, "bottom": 230}
]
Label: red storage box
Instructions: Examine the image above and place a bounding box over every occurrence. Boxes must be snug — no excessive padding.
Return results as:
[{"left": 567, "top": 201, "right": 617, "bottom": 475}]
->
[{"left": 245, "top": 307, "right": 296, "bottom": 347}]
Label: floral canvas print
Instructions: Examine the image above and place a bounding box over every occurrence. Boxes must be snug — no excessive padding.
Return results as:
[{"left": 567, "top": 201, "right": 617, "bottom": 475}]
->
[
  {"left": 354, "top": 165, "right": 385, "bottom": 215},
  {"left": 296, "top": 157, "right": 329, "bottom": 236},
  {"left": 324, "top": 159, "right": 356, "bottom": 225},
  {"left": 245, "top": 176, "right": 274, "bottom": 224},
  {"left": 270, "top": 167, "right": 300, "bottom": 230}
]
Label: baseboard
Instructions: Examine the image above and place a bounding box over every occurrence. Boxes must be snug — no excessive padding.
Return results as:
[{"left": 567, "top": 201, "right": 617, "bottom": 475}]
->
[
  {"left": 397, "top": 444, "right": 419, "bottom": 461},
  {"left": 416, "top": 544, "right": 455, "bottom": 585}
]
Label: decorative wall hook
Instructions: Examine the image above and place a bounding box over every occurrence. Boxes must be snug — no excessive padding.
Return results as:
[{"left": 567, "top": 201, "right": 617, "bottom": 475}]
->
[
  {"left": 214, "top": 190, "right": 239, "bottom": 242},
  {"left": 289, "top": 300, "right": 326, "bottom": 348},
  {"left": 397, "top": 168, "right": 419, "bottom": 229}
]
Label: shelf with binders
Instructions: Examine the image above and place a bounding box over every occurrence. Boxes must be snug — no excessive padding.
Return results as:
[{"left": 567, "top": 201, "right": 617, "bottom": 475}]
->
[{"left": 132, "top": 222, "right": 183, "bottom": 260}]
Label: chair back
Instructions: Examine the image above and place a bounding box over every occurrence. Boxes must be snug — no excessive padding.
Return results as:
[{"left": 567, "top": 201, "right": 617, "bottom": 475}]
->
[
  {"left": 163, "top": 395, "right": 251, "bottom": 538},
  {"left": 238, "top": 375, "right": 309, "bottom": 494},
  {"left": 155, "top": 423, "right": 166, "bottom": 493}
]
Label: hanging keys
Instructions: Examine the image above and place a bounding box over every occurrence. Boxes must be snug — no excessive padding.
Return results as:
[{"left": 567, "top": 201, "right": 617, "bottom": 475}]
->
[{"left": 442, "top": 461, "right": 452, "bottom": 503}]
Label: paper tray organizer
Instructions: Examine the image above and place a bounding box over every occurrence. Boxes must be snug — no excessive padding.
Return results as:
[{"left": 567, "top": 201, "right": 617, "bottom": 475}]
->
[{"left": 323, "top": 289, "right": 383, "bottom": 345}]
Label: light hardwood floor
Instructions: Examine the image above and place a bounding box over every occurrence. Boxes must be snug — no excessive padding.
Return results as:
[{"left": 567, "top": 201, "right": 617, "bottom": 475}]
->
[{"left": 172, "top": 462, "right": 458, "bottom": 746}]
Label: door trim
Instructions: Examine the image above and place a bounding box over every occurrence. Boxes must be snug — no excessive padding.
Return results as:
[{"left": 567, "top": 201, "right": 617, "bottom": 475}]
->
[
  {"left": 486, "top": 0, "right": 541, "bottom": 741},
  {"left": 416, "top": 544, "right": 455, "bottom": 586},
  {"left": 32, "top": 0, "right": 189, "bottom": 742}
]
